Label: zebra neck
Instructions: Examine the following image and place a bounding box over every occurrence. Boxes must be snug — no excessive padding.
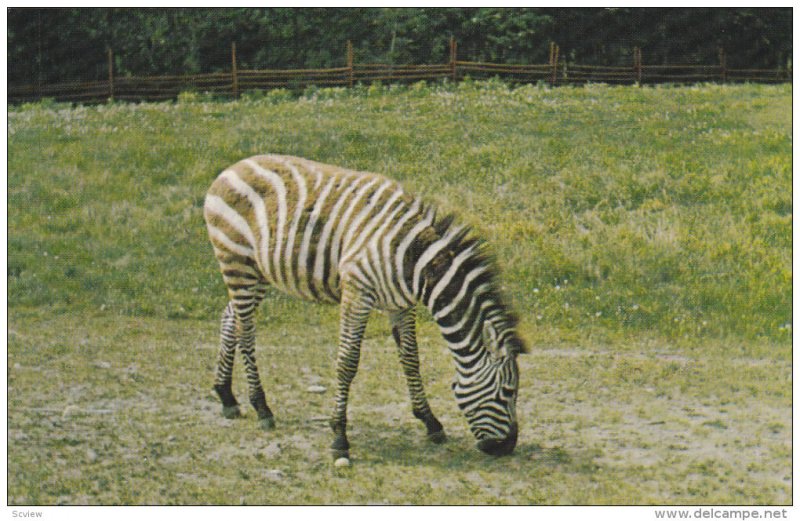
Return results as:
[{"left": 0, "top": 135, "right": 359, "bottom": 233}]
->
[
  {"left": 407, "top": 212, "right": 506, "bottom": 363},
  {"left": 421, "top": 246, "right": 502, "bottom": 362}
]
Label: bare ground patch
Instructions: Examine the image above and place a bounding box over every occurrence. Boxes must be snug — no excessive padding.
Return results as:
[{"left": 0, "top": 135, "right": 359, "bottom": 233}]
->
[{"left": 8, "top": 313, "right": 790, "bottom": 505}]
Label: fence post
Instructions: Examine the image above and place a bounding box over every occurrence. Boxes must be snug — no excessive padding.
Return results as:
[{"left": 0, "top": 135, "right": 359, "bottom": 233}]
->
[
  {"left": 718, "top": 48, "right": 727, "bottom": 83},
  {"left": 634, "top": 46, "right": 643, "bottom": 86},
  {"left": 550, "top": 42, "right": 560, "bottom": 86},
  {"left": 231, "top": 42, "right": 239, "bottom": 98},
  {"left": 450, "top": 36, "right": 458, "bottom": 82},
  {"left": 346, "top": 40, "right": 354, "bottom": 88},
  {"left": 638, "top": 47, "right": 643, "bottom": 86},
  {"left": 107, "top": 47, "right": 114, "bottom": 101}
]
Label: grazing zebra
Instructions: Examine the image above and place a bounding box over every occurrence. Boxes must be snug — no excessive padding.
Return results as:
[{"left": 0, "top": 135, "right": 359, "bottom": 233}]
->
[{"left": 203, "top": 154, "right": 527, "bottom": 461}]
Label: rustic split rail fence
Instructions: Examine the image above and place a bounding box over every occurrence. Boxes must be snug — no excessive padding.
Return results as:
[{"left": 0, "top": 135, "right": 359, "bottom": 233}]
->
[{"left": 8, "top": 39, "right": 791, "bottom": 104}]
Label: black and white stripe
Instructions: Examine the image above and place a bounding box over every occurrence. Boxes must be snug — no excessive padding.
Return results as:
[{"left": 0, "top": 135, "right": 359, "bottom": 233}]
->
[{"left": 204, "top": 154, "right": 527, "bottom": 460}]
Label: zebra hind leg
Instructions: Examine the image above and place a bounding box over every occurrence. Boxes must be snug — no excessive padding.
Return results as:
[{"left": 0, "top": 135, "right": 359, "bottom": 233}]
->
[
  {"left": 231, "top": 281, "right": 276, "bottom": 431},
  {"left": 389, "top": 308, "right": 447, "bottom": 444},
  {"left": 214, "top": 302, "right": 241, "bottom": 419},
  {"left": 214, "top": 272, "right": 275, "bottom": 430}
]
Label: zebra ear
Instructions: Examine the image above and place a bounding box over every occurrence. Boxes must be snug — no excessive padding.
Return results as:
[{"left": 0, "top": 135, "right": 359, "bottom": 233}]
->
[{"left": 482, "top": 321, "right": 500, "bottom": 357}]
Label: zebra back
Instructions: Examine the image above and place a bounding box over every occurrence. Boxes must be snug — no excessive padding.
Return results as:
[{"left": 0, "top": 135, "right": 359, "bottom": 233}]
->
[{"left": 205, "top": 154, "right": 423, "bottom": 307}]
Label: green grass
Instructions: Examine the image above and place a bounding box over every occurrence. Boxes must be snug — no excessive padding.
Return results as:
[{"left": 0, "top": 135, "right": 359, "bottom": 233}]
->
[{"left": 8, "top": 81, "right": 791, "bottom": 504}]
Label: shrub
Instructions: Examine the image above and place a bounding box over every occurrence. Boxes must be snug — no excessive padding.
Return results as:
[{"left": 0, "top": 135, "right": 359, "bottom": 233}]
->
[{"left": 265, "top": 88, "right": 294, "bottom": 104}]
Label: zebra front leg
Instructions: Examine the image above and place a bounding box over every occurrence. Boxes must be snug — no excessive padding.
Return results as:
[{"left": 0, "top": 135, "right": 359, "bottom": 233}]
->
[
  {"left": 389, "top": 308, "right": 446, "bottom": 444},
  {"left": 233, "top": 284, "right": 276, "bottom": 430},
  {"left": 330, "top": 285, "right": 374, "bottom": 464},
  {"left": 214, "top": 302, "right": 241, "bottom": 419}
]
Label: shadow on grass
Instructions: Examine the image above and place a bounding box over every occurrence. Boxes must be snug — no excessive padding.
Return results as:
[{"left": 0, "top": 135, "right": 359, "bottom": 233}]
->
[{"left": 355, "top": 425, "right": 601, "bottom": 477}]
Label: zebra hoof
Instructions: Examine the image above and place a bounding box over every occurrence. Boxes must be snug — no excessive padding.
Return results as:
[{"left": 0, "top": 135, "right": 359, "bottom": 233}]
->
[
  {"left": 331, "top": 448, "right": 350, "bottom": 461},
  {"left": 221, "top": 405, "right": 241, "bottom": 419},
  {"left": 259, "top": 417, "right": 276, "bottom": 431},
  {"left": 333, "top": 456, "right": 351, "bottom": 469},
  {"left": 427, "top": 430, "right": 447, "bottom": 444}
]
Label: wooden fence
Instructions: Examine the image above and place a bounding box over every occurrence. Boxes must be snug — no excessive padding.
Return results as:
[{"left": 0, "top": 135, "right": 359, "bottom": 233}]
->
[{"left": 8, "top": 40, "right": 791, "bottom": 104}]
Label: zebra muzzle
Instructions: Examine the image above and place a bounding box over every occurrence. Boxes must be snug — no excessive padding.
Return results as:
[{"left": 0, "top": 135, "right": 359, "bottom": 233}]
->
[{"left": 476, "top": 422, "right": 518, "bottom": 456}]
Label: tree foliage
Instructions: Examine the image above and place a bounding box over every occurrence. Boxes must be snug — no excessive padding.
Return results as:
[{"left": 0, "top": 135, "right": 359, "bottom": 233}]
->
[{"left": 7, "top": 7, "right": 791, "bottom": 86}]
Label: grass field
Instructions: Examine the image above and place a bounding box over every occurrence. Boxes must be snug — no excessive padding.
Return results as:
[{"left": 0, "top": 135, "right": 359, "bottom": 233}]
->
[{"left": 8, "top": 81, "right": 791, "bottom": 504}]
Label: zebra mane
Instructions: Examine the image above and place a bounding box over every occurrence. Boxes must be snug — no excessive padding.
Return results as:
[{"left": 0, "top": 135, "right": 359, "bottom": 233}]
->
[{"left": 427, "top": 209, "right": 520, "bottom": 331}]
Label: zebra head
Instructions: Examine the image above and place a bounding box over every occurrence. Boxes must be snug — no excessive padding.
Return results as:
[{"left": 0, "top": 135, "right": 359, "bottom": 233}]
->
[
  {"left": 451, "top": 312, "right": 526, "bottom": 456},
  {"left": 419, "top": 218, "right": 528, "bottom": 456}
]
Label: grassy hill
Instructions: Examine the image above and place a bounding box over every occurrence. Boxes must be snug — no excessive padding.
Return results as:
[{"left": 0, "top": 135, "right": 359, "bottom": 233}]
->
[{"left": 8, "top": 81, "right": 791, "bottom": 504}]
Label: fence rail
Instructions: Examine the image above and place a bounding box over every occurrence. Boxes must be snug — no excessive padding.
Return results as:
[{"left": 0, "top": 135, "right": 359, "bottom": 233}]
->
[{"left": 8, "top": 40, "right": 792, "bottom": 104}]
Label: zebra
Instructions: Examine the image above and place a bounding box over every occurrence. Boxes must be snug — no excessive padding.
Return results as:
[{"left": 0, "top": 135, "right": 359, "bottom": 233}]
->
[{"left": 203, "top": 154, "right": 527, "bottom": 462}]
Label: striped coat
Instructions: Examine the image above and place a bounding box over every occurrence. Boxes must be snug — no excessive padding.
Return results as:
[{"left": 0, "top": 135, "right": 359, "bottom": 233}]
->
[{"left": 204, "top": 154, "right": 525, "bottom": 461}]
